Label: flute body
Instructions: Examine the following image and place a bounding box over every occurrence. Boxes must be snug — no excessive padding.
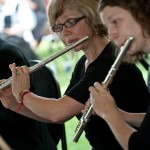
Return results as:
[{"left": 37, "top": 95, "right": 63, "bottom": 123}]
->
[
  {"left": 0, "top": 36, "right": 89, "bottom": 90},
  {"left": 73, "top": 36, "right": 134, "bottom": 143}
]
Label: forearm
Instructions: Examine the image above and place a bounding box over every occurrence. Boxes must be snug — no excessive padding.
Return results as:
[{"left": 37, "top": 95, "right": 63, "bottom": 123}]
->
[
  {"left": 22, "top": 93, "right": 82, "bottom": 123},
  {"left": 19, "top": 92, "right": 61, "bottom": 123},
  {"left": 119, "top": 109, "right": 145, "bottom": 127},
  {"left": 1, "top": 95, "right": 51, "bottom": 123},
  {"left": 17, "top": 105, "right": 54, "bottom": 123},
  {"left": 104, "top": 109, "right": 136, "bottom": 150}
]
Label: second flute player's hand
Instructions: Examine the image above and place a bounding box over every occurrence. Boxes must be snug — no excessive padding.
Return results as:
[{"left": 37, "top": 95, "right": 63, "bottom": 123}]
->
[
  {"left": 9, "top": 63, "right": 30, "bottom": 100},
  {"left": 89, "top": 82, "right": 118, "bottom": 120}
]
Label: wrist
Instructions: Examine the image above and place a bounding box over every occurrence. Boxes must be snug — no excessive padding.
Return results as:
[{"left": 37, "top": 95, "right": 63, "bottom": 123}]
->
[
  {"left": 18, "top": 90, "right": 30, "bottom": 103},
  {"left": 104, "top": 108, "right": 119, "bottom": 121},
  {"left": 16, "top": 90, "right": 31, "bottom": 113}
]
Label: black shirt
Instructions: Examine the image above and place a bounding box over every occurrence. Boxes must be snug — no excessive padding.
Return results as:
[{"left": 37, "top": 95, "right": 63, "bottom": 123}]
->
[
  {"left": 129, "top": 106, "right": 150, "bottom": 150},
  {"left": 65, "top": 42, "right": 150, "bottom": 150}
]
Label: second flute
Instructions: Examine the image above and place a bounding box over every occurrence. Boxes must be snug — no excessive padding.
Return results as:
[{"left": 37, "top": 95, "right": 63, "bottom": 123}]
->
[{"left": 73, "top": 36, "right": 134, "bottom": 143}]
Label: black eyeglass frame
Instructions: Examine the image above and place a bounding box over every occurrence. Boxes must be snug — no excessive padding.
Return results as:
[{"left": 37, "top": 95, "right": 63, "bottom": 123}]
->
[{"left": 52, "top": 16, "right": 85, "bottom": 32}]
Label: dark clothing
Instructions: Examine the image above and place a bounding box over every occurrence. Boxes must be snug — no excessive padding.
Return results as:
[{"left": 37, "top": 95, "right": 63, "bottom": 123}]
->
[
  {"left": 65, "top": 42, "right": 150, "bottom": 150},
  {"left": 129, "top": 106, "right": 150, "bottom": 150},
  {"left": 0, "top": 38, "right": 57, "bottom": 150},
  {"left": 0, "top": 40, "right": 29, "bottom": 79},
  {"left": 134, "top": 66, "right": 150, "bottom": 148}
]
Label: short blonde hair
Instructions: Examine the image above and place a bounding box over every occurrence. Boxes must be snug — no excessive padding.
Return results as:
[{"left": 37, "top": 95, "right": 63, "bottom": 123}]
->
[{"left": 48, "top": 0, "right": 107, "bottom": 36}]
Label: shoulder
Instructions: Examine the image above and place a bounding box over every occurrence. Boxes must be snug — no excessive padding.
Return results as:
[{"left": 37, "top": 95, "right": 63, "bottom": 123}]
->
[
  {"left": 0, "top": 39, "right": 28, "bottom": 65},
  {"left": 0, "top": 40, "right": 22, "bottom": 56},
  {"left": 120, "top": 62, "right": 141, "bottom": 74},
  {"left": 114, "top": 62, "right": 144, "bottom": 84}
]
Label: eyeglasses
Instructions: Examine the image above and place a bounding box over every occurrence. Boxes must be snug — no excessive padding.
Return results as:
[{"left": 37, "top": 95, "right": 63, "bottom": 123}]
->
[{"left": 52, "top": 16, "right": 85, "bottom": 32}]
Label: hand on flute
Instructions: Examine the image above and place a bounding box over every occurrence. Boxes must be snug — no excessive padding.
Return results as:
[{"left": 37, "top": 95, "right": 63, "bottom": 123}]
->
[
  {"left": 88, "top": 82, "right": 117, "bottom": 119},
  {"left": 9, "top": 63, "right": 30, "bottom": 101}
]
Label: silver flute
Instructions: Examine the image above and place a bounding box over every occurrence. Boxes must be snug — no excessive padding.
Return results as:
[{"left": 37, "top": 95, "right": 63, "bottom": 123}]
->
[
  {"left": 0, "top": 36, "right": 89, "bottom": 90},
  {"left": 73, "top": 36, "right": 134, "bottom": 143}
]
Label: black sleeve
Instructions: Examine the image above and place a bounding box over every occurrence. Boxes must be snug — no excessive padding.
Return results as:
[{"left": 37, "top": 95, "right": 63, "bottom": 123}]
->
[{"left": 129, "top": 106, "right": 150, "bottom": 150}]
